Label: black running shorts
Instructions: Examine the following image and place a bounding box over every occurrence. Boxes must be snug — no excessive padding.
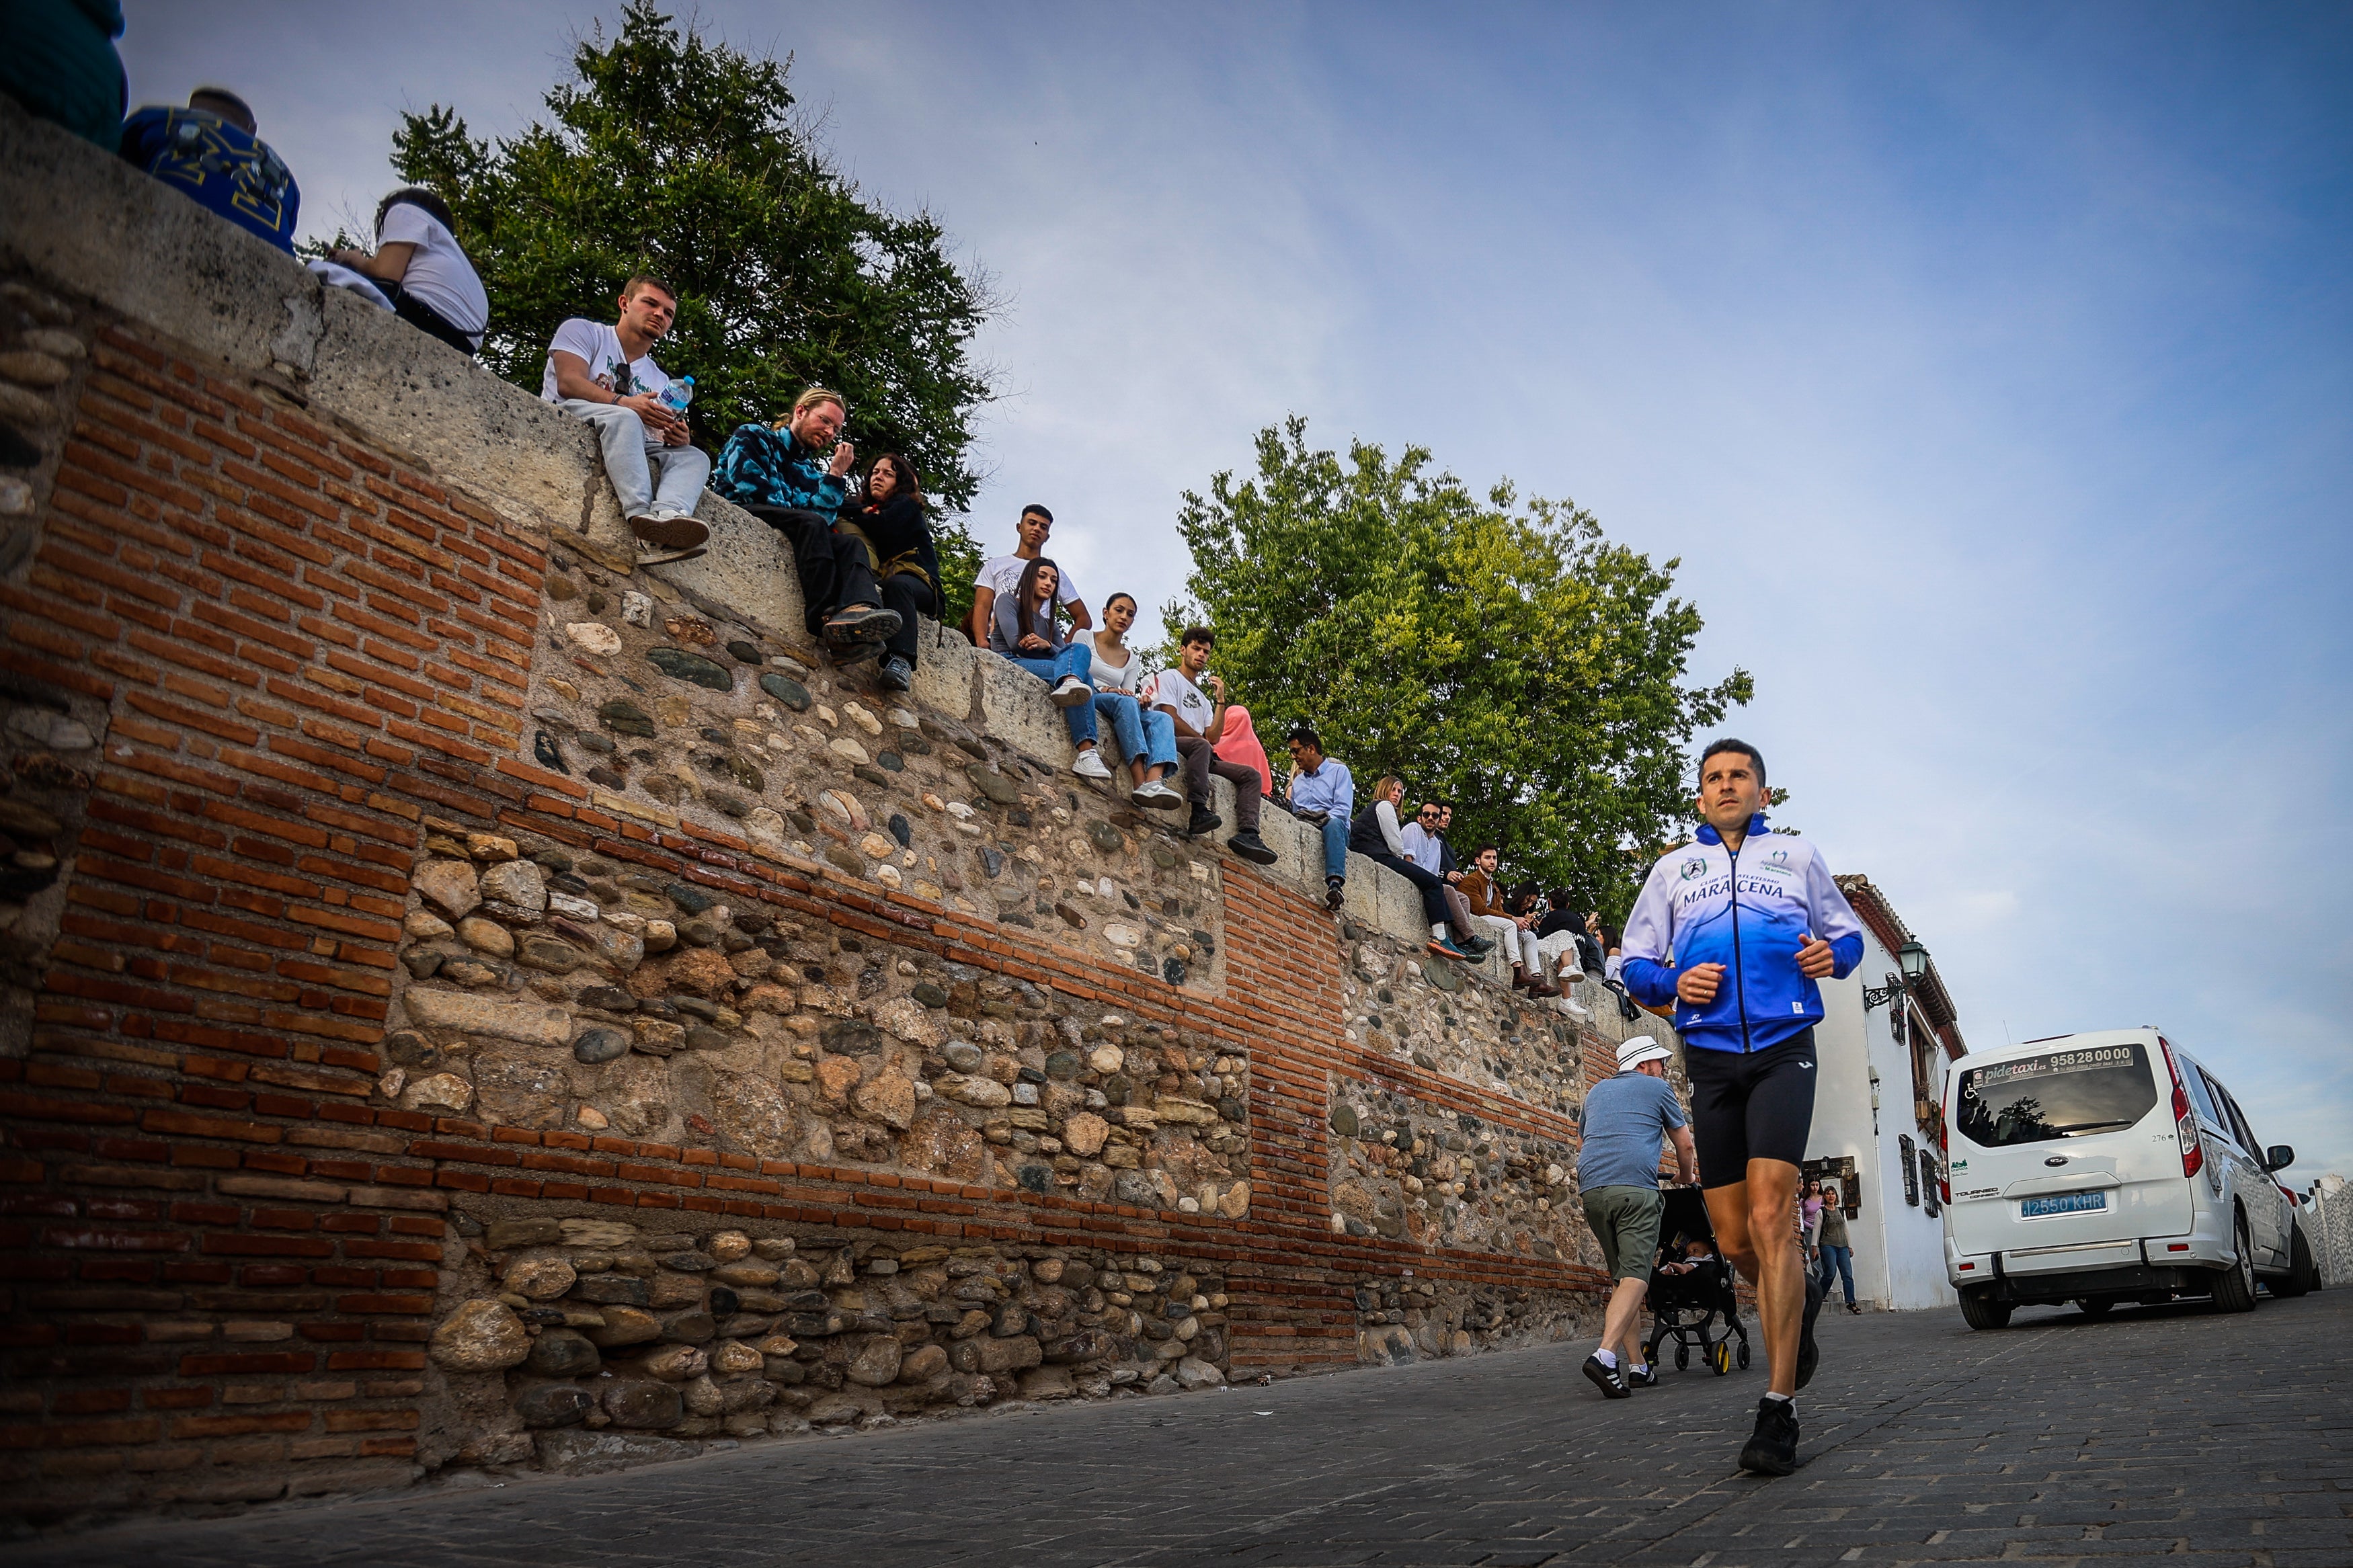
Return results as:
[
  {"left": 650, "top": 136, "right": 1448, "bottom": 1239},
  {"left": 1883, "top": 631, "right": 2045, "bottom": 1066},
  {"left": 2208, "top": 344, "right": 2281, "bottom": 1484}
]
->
[{"left": 1683, "top": 1030, "right": 1818, "bottom": 1188}]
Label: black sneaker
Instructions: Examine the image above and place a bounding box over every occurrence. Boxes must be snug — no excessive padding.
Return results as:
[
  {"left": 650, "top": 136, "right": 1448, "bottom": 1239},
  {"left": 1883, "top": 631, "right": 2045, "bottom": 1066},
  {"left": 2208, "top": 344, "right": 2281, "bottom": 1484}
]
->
[
  {"left": 1796, "top": 1272, "right": 1825, "bottom": 1390},
  {"left": 1184, "top": 806, "right": 1222, "bottom": 837},
  {"left": 1581, "top": 1354, "right": 1630, "bottom": 1400},
  {"left": 1625, "top": 1362, "right": 1659, "bottom": 1389},
  {"left": 877, "top": 655, "right": 913, "bottom": 693},
  {"left": 1228, "top": 831, "right": 1277, "bottom": 866},
  {"left": 1739, "top": 1395, "right": 1799, "bottom": 1475},
  {"left": 1324, "top": 877, "right": 1345, "bottom": 911}
]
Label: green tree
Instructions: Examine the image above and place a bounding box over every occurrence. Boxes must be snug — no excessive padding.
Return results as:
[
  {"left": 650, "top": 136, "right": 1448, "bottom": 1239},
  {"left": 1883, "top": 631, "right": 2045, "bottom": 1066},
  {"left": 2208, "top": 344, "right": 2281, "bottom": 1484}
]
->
[
  {"left": 385, "top": 3, "right": 992, "bottom": 613},
  {"left": 1166, "top": 417, "right": 1752, "bottom": 916}
]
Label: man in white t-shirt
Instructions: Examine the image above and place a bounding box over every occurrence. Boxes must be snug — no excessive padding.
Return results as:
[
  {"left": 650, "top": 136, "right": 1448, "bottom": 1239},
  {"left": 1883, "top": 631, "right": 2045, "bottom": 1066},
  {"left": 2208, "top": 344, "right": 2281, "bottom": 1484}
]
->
[
  {"left": 325, "top": 188, "right": 489, "bottom": 356},
  {"left": 1149, "top": 626, "right": 1276, "bottom": 866},
  {"left": 541, "top": 275, "right": 711, "bottom": 566},
  {"left": 967, "top": 505, "right": 1090, "bottom": 646}
]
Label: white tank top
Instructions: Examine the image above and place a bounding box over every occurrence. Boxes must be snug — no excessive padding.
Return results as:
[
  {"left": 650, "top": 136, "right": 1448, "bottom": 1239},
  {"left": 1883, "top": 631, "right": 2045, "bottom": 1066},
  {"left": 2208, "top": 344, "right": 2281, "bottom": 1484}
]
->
[{"left": 1090, "top": 639, "right": 1139, "bottom": 692}]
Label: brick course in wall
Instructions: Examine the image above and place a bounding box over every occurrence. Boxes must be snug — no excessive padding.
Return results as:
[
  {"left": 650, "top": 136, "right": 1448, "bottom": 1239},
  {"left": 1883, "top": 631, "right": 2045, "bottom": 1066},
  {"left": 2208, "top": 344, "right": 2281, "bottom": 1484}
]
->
[{"left": 0, "top": 312, "right": 1624, "bottom": 1520}]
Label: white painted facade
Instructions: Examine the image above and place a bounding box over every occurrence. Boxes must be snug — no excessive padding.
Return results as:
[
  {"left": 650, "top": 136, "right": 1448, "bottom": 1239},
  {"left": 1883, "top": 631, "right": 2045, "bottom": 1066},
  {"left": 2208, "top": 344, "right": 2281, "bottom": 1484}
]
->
[{"left": 1808, "top": 902, "right": 1960, "bottom": 1313}]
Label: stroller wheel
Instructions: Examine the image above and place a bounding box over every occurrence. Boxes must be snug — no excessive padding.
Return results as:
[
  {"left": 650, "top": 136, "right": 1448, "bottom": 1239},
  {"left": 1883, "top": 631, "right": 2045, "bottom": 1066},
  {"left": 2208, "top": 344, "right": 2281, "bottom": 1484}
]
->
[
  {"left": 1712, "top": 1339, "right": 1732, "bottom": 1376},
  {"left": 1737, "top": 1339, "right": 1751, "bottom": 1370},
  {"left": 1674, "top": 1344, "right": 1689, "bottom": 1370}
]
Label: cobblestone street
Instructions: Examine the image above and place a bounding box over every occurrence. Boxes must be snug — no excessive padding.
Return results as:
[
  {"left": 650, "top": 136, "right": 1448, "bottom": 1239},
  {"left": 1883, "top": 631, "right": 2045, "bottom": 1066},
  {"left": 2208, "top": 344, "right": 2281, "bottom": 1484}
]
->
[{"left": 15, "top": 1286, "right": 2350, "bottom": 1568}]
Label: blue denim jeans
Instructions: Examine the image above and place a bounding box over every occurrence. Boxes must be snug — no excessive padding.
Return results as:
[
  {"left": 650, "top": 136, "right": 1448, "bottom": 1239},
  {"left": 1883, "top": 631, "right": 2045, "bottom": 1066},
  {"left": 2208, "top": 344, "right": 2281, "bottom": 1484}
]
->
[
  {"left": 1312, "top": 814, "right": 1347, "bottom": 880},
  {"left": 1004, "top": 646, "right": 1096, "bottom": 744},
  {"left": 1092, "top": 692, "right": 1176, "bottom": 774},
  {"left": 1816, "top": 1243, "right": 1854, "bottom": 1305}
]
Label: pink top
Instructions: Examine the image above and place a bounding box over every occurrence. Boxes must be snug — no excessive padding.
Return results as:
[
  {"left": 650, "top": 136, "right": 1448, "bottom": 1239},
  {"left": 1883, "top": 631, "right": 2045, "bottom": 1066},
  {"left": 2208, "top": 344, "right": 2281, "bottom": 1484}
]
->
[{"left": 1212, "top": 703, "right": 1273, "bottom": 794}]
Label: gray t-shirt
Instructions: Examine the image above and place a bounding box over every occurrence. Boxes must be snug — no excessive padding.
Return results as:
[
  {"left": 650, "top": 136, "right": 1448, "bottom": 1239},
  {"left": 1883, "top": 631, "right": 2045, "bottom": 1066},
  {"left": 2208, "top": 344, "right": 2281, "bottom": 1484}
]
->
[{"left": 1575, "top": 1071, "right": 1688, "bottom": 1191}]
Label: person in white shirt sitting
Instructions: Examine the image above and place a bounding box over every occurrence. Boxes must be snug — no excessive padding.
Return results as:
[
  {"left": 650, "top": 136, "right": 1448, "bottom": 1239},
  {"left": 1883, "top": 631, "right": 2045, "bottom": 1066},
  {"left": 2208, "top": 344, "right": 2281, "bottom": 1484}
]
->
[
  {"left": 967, "top": 504, "right": 1090, "bottom": 647},
  {"left": 1086, "top": 592, "right": 1185, "bottom": 811},
  {"left": 1148, "top": 627, "right": 1276, "bottom": 866},
  {"left": 539, "top": 275, "right": 710, "bottom": 567},
  {"left": 325, "top": 188, "right": 489, "bottom": 356}
]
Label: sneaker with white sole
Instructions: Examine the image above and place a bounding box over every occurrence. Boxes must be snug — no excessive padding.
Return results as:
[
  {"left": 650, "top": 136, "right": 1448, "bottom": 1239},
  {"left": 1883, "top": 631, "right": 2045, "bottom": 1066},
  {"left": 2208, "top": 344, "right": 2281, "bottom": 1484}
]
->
[
  {"left": 629, "top": 510, "right": 709, "bottom": 550},
  {"left": 1070, "top": 749, "right": 1113, "bottom": 780},
  {"left": 1130, "top": 778, "right": 1184, "bottom": 809},
  {"left": 1561, "top": 993, "right": 1593, "bottom": 1021},
  {"left": 1049, "top": 677, "right": 1092, "bottom": 708}
]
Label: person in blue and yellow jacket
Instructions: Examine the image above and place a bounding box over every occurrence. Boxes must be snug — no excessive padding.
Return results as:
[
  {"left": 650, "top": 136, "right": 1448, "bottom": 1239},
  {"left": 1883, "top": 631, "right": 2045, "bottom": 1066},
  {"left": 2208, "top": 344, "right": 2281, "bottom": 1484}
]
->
[
  {"left": 118, "top": 87, "right": 299, "bottom": 253},
  {"left": 1619, "top": 737, "right": 1863, "bottom": 1478}
]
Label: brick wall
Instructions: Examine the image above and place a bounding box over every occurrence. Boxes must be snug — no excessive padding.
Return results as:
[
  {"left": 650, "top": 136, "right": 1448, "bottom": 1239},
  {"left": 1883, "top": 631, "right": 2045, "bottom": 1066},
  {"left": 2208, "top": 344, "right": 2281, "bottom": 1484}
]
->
[
  {"left": 0, "top": 319, "right": 547, "bottom": 1510},
  {"left": 0, "top": 301, "right": 1619, "bottom": 1520}
]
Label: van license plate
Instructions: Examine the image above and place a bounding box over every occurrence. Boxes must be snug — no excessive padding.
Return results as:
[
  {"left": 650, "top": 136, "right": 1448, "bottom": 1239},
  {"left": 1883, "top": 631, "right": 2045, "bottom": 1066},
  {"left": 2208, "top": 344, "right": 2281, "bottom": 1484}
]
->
[{"left": 2022, "top": 1191, "right": 2108, "bottom": 1218}]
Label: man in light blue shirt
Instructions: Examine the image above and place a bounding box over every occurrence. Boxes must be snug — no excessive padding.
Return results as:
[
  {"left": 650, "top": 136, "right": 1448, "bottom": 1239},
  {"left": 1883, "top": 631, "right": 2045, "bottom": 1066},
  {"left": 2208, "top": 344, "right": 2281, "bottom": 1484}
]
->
[
  {"left": 1577, "top": 1035, "right": 1698, "bottom": 1399},
  {"left": 1283, "top": 727, "right": 1353, "bottom": 911}
]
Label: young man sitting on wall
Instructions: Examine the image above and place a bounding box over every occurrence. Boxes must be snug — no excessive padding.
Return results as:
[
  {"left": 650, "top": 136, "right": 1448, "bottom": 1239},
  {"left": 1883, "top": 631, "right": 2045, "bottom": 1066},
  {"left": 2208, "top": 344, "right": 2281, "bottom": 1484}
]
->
[
  {"left": 714, "top": 388, "right": 904, "bottom": 663},
  {"left": 541, "top": 275, "right": 711, "bottom": 567}
]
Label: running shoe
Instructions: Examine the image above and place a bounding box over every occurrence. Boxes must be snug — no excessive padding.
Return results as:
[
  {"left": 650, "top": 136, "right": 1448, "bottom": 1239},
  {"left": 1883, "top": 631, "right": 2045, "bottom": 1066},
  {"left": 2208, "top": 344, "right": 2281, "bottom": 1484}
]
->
[
  {"left": 1071, "top": 749, "right": 1113, "bottom": 780},
  {"left": 1738, "top": 1396, "right": 1799, "bottom": 1476},
  {"left": 1581, "top": 1354, "right": 1630, "bottom": 1400},
  {"left": 1131, "top": 778, "right": 1185, "bottom": 810},
  {"left": 1427, "top": 937, "right": 1472, "bottom": 961},
  {"left": 1049, "top": 676, "right": 1092, "bottom": 707}
]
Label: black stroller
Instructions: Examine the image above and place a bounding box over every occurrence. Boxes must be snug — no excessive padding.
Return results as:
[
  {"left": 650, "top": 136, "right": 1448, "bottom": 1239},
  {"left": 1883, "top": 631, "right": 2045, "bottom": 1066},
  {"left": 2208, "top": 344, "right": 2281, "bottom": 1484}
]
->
[{"left": 1642, "top": 1186, "right": 1750, "bottom": 1376}]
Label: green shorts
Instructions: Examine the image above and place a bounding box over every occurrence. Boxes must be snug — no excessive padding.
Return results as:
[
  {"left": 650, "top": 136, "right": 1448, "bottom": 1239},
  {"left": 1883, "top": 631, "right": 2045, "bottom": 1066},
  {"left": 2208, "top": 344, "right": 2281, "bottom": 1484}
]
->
[{"left": 1582, "top": 1184, "right": 1664, "bottom": 1282}]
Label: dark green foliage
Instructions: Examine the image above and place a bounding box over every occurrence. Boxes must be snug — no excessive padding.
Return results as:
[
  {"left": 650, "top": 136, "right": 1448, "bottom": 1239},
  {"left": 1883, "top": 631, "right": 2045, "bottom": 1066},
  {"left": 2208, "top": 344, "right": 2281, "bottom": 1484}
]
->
[
  {"left": 1167, "top": 418, "right": 1752, "bottom": 915},
  {"left": 387, "top": 3, "right": 990, "bottom": 611}
]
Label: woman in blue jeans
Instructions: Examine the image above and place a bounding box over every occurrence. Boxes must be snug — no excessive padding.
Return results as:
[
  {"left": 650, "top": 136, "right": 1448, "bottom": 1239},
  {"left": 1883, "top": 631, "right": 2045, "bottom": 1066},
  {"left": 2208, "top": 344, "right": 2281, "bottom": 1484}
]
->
[
  {"left": 1087, "top": 593, "right": 1186, "bottom": 810},
  {"left": 986, "top": 558, "right": 1117, "bottom": 780},
  {"left": 1816, "top": 1183, "right": 1858, "bottom": 1311}
]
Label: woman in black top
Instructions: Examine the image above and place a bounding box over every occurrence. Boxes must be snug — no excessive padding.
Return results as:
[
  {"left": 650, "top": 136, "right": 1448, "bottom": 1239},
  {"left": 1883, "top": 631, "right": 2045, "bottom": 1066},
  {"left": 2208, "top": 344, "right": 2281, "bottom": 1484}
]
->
[{"left": 838, "top": 454, "right": 941, "bottom": 693}]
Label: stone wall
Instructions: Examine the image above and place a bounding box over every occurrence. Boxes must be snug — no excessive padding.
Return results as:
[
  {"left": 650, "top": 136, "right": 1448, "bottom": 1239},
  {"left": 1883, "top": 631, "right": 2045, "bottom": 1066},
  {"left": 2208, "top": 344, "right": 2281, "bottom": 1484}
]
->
[{"left": 0, "top": 101, "right": 1680, "bottom": 1523}]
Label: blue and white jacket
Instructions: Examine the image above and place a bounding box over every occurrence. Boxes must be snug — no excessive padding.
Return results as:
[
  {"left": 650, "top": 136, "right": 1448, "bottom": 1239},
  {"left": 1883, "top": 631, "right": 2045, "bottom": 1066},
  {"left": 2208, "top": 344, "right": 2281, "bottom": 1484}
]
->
[{"left": 1620, "top": 815, "right": 1864, "bottom": 1054}]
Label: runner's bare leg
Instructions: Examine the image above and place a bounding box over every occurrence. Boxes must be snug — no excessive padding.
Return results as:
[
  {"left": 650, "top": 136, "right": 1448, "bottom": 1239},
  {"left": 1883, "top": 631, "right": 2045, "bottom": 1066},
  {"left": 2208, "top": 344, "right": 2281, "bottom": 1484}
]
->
[{"left": 1704, "top": 1157, "right": 1804, "bottom": 1395}]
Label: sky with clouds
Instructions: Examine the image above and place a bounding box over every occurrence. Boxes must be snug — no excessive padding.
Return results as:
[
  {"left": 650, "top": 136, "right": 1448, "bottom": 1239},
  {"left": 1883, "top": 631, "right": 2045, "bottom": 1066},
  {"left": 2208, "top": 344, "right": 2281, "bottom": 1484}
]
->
[{"left": 118, "top": 5, "right": 2352, "bottom": 1179}]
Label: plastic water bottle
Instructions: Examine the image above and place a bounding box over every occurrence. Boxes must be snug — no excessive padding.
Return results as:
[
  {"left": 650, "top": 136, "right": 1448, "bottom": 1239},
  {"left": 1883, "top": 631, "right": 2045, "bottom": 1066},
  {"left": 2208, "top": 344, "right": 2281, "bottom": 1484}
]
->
[{"left": 657, "top": 375, "right": 694, "bottom": 415}]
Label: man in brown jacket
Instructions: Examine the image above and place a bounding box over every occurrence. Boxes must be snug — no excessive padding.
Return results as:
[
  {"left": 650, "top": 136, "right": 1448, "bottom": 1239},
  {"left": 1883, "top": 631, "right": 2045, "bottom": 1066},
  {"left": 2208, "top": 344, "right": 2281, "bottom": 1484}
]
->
[{"left": 1461, "top": 845, "right": 1551, "bottom": 993}]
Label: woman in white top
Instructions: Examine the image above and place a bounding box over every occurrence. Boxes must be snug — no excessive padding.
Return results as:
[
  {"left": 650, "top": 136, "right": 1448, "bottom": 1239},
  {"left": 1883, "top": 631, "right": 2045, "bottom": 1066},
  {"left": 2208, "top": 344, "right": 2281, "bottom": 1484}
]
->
[
  {"left": 1088, "top": 593, "right": 1184, "bottom": 810},
  {"left": 327, "top": 188, "right": 491, "bottom": 355}
]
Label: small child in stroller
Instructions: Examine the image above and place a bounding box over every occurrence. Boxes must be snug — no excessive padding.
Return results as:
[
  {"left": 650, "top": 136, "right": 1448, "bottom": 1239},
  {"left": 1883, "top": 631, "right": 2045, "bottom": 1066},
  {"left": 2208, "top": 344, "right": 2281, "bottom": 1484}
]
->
[{"left": 1646, "top": 1186, "right": 1751, "bottom": 1376}]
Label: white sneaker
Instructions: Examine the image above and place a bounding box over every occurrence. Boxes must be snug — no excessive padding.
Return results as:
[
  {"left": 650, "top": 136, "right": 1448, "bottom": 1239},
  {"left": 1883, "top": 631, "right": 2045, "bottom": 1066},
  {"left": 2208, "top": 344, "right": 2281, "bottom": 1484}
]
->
[
  {"left": 1071, "top": 749, "right": 1113, "bottom": 780},
  {"left": 1131, "top": 778, "right": 1184, "bottom": 809},
  {"left": 1561, "top": 994, "right": 1593, "bottom": 1020},
  {"left": 1049, "top": 676, "right": 1093, "bottom": 708}
]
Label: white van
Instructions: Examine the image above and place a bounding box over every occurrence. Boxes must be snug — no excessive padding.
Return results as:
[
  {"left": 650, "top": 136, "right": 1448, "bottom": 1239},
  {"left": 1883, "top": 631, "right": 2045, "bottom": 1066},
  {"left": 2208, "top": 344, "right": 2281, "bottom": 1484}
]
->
[{"left": 1938, "top": 1028, "right": 2316, "bottom": 1327}]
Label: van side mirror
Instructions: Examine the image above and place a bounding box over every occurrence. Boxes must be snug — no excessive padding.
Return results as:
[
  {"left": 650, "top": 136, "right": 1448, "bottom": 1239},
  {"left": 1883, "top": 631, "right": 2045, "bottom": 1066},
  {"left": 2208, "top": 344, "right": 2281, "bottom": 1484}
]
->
[{"left": 2264, "top": 1145, "right": 2295, "bottom": 1173}]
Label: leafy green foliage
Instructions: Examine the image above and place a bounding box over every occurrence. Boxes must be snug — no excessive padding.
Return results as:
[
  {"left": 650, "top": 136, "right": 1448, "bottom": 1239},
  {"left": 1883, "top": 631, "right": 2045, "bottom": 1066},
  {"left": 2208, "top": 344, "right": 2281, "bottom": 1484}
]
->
[
  {"left": 1166, "top": 418, "right": 1752, "bottom": 915},
  {"left": 386, "top": 2, "right": 991, "bottom": 612}
]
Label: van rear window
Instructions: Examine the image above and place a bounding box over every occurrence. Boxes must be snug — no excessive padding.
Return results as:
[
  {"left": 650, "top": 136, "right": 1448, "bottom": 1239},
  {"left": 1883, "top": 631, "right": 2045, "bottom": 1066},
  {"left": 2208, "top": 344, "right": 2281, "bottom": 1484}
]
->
[{"left": 1956, "top": 1042, "right": 2158, "bottom": 1148}]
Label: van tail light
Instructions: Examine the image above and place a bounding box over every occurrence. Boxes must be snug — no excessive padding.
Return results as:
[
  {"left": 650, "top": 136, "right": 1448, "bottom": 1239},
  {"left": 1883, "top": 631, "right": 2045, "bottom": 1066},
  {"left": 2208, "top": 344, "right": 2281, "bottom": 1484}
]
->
[
  {"left": 1936, "top": 1102, "right": 1951, "bottom": 1202},
  {"left": 2159, "top": 1039, "right": 2202, "bottom": 1180}
]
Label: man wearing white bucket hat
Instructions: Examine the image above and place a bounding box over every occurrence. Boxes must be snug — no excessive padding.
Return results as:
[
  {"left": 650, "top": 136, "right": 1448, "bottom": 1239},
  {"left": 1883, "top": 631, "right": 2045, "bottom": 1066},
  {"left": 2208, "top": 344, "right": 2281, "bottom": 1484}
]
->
[{"left": 1576, "top": 1034, "right": 1698, "bottom": 1399}]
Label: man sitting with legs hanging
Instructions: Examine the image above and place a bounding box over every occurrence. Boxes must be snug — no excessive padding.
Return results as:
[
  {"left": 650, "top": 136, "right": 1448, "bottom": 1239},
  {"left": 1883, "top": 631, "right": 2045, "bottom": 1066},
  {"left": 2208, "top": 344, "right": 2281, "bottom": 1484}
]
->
[
  {"left": 541, "top": 274, "right": 711, "bottom": 567},
  {"left": 715, "top": 387, "right": 904, "bottom": 663}
]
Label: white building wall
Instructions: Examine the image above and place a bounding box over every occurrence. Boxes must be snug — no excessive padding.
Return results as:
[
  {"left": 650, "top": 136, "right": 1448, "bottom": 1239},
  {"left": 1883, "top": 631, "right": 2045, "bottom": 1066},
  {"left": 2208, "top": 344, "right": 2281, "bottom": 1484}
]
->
[{"left": 1812, "top": 936, "right": 1958, "bottom": 1313}]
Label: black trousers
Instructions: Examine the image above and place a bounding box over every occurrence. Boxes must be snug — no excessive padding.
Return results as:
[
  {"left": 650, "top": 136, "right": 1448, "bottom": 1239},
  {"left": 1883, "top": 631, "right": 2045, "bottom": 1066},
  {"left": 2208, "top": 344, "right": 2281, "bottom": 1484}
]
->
[
  {"left": 748, "top": 507, "right": 936, "bottom": 664},
  {"left": 1363, "top": 848, "right": 1450, "bottom": 930},
  {"left": 877, "top": 569, "right": 936, "bottom": 665},
  {"left": 375, "top": 278, "right": 480, "bottom": 356},
  {"left": 747, "top": 506, "right": 883, "bottom": 638}
]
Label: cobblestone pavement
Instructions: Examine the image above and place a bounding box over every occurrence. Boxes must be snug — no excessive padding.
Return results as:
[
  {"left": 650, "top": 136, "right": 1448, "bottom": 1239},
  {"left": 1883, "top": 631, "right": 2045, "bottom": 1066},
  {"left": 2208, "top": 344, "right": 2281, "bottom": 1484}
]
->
[{"left": 16, "top": 1288, "right": 2352, "bottom": 1568}]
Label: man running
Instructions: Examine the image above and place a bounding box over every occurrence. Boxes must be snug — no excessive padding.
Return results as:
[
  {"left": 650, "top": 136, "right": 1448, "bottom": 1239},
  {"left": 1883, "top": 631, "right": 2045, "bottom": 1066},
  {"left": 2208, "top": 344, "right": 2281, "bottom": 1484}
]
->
[{"left": 1620, "top": 738, "right": 1863, "bottom": 1476}]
